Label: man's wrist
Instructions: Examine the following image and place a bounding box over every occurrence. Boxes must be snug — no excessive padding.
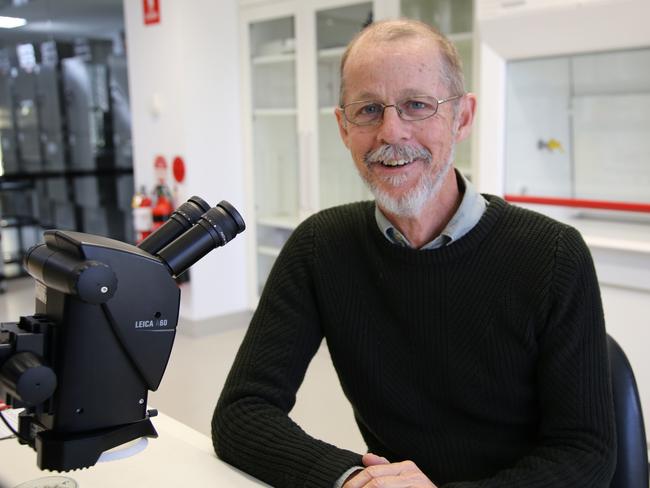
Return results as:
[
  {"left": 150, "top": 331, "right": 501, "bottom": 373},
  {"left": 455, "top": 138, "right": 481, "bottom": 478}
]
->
[{"left": 333, "top": 466, "right": 364, "bottom": 488}]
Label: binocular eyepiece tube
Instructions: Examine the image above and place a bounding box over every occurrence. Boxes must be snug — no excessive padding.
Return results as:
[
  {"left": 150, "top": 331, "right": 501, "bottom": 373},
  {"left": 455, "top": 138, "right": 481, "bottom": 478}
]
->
[
  {"left": 139, "top": 197, "right": 245, "bottom": 278},
  {"left": 138, "top": 196, "right": 211, "bottom": 255}
]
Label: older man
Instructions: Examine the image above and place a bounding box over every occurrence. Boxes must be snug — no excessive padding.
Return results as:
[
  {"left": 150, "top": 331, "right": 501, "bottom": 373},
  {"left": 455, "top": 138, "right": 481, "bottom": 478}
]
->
[{"left": 212, "top": 19, "right": 615, "bottom": 488}]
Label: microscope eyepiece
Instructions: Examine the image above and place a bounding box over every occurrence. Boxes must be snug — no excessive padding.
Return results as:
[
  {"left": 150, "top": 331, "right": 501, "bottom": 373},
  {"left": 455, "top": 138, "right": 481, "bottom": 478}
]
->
[
  {"left": 157, "top": 201, "right": 245, "bottom": 277},
  {"left": 197, "top": 202, "right": 246, "bottom": 247},
  {"left": 138, "top": 196, "right": 211, "bottom": 255}
]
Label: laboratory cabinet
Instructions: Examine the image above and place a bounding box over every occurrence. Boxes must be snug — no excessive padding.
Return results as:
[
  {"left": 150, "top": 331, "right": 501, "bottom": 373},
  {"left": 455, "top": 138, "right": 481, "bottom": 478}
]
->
[
  {"left": 240, "top": 0, "right": 476, "bottom": 300},
  {"left": 504, "top": 47, "right": 650, "bottom": 206}
]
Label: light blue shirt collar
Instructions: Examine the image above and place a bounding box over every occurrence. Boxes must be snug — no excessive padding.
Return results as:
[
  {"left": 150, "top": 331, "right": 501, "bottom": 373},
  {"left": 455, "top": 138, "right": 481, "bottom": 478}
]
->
[{"left": 375, "top": 170, "right": 487, "bottom": 250}]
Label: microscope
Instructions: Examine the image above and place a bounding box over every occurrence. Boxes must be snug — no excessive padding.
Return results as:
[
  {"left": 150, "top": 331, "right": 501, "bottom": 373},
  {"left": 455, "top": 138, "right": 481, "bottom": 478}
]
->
[{"left": 0, "top": 196, "right": 245, "bottom": 472}]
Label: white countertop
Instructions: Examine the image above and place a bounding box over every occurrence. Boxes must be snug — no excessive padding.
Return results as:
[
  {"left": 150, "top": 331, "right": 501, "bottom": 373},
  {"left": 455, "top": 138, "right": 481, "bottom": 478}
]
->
[
  {"left": 0, "top": 412, "right": 269, "bottom": 488},
  {"left": 516, "top": 203, "right": 650, "bottom": 254},
  {"left": 571, "top": 218, "right": 650, "bottom": 254}
]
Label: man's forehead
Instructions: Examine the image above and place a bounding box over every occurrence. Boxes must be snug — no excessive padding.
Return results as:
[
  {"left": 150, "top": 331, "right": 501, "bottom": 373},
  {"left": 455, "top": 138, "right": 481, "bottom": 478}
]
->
[
  {"left": 344, "top": 37, "right": 441, "bottom": 76},
  {"left": 348, "top": 34, "right": 438, "bottom": 60},
  {"left": 343, "top": 41, "right": 443, "bottom": 95}
]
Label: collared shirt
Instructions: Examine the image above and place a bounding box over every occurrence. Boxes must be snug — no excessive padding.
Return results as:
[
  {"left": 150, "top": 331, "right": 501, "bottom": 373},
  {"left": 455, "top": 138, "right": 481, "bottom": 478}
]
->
[{"left": 375, "top": 170, "right": 487, "bottom": 249}]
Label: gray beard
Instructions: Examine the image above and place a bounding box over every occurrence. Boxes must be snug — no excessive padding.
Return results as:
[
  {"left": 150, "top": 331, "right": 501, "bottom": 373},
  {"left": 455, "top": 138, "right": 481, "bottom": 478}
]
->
[{"left": 362, "top": 146, "right": 455, "bottom": 218}]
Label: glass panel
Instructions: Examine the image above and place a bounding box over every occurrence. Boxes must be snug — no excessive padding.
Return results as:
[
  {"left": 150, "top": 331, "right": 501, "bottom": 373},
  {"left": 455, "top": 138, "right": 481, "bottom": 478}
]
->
[
  {"left": 252, "top": 114, "right": 299, "bottom": 221},
  {"left": 572, "top": 49, "right": 650, "bottom": 202},
  {"left": 572, "top": 49, "right": 650, "bottom": 96},
  {"left": 318, "top": 54, "right": 339, "bottom": 109},
  {"left": 505, "top": 57, "right": 573, "bottom": 197},
  {"left": 250, "top": 17, "right": 295, "bottom": 58},
  {"left": 316, "top": 4, "right": 373, "bottom": 51},
  {"left": 250, "top": 17, "right": 296, "bottom": 110},
  {"left": 455, "top": 37, "right": 473, "bottom": 92},
  {"left": 454, "top": 37, "right": 472, "bottom": 173},
  {"left": 249, "top": 16, "right": 300, "bottom": 291},
  {"left": 253, "top": 61, "right": 296, "bottom": 110},
  {"left": 400, "top": 0, "right": 473, "bottom": 35},
  {"left": 454, "top": 136, "right": 471, "bottom": 175},
  {"left": 316, "top": 3, "right": 373, "bottom": 209},
  {"left": 573, "top": 94, "right": 650, "bottom": 202},
  {"left": 504, "top": 47, "right": 650, "bottom": 206},
  {"left": 256, "top": 224, "right": 292, "bottom": 295},
  {"left": 249, "top": 17, "right": 299, "bottom": 222},
  {"left": 257, "top": 253, "right": 277, "bottom": 297},
  {"left": 319, "top": 110, "right": 371, "bottom": 209}
]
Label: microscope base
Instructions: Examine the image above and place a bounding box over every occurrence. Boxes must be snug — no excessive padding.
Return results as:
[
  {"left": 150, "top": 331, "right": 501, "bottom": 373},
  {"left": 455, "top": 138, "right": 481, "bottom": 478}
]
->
[{"left": 27, "top": 416, "right": 159, "bottom": 472}]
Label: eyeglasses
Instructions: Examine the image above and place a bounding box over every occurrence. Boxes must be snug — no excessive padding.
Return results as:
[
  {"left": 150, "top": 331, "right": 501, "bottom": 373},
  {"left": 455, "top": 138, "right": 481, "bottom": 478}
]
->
[{"left": 340, "top": 94, "right": 464, "bottom": 126}]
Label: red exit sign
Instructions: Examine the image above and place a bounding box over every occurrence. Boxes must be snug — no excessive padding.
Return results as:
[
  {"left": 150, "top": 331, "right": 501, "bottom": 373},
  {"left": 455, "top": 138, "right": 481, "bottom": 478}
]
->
[{"left": 143, "top": 0, "right": 161, "bottom": 26}]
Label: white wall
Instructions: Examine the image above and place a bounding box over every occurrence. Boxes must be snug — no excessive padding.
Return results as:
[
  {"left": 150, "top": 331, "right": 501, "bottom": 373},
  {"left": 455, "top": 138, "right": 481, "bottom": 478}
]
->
[{"left": 123, "top": 0, "right": 249, "bottom": 321}]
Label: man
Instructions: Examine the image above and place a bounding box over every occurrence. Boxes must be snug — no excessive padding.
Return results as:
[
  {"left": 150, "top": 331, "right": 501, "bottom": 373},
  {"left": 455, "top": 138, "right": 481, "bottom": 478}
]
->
[{"left": 212, "top": 19, "right": 616, "bottom": 488}]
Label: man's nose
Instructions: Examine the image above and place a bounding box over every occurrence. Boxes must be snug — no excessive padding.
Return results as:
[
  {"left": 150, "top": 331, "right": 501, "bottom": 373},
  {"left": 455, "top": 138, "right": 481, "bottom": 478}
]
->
[{"left": 376, "top": 105, "right": 410, "bottom": 144}]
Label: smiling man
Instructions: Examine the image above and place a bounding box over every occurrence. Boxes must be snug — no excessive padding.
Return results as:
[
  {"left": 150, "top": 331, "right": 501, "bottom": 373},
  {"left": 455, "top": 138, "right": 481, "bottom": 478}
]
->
[
  {"left": 335, "top": 23, "right": 475, "bottom": 250},
  {"left": 212, "top": 19, "right": 616, "bottom": 488}
]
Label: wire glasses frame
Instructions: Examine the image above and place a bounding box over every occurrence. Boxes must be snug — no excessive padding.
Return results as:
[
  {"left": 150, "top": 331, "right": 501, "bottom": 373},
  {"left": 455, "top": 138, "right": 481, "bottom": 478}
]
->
[{"left": 340, "top": 94, "right": 464, "bottom": 126}]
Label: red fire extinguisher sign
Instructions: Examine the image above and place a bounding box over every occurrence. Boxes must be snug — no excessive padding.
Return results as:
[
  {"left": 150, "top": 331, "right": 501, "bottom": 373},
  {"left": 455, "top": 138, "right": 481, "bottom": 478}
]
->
[{"left": 143, "top": 0, "right": 161, "bottom": 26}]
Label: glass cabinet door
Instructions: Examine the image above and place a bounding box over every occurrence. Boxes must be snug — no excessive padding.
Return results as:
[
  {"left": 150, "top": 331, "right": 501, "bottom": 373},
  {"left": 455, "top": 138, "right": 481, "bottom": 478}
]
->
[
  {"left": 249, "top": 16, "right": 299, "bottom": 294},
  {"left": 504, "top": 48, "right": 650, "bottom": 206},
  {"left": 571, "top": 49, "right": 650, "bottom": 203},
  {"left": 400, "top": 0, "right": 474, "bottom": 176},
  {"left": 316, "top": 2, "right": 374, "bottom": 210},
  {"left": 250, "top": 16, "right": 299, "bottom": 224}
]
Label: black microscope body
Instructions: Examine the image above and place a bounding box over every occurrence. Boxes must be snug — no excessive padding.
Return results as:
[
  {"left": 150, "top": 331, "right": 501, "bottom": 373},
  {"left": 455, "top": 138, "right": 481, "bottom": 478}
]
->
[{"left": 0, "top": 197, "right": 245, "bottom": 471}]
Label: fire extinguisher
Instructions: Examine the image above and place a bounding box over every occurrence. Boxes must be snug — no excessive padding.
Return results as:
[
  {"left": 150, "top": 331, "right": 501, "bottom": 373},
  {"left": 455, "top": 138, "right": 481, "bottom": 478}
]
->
[
  {"left": 151, "top": 183, "right": 174, "bottom": 232},
  {"left": 132, "top": 186, "right": 153, "bottom": 244},
  {"left": 150, "top": 155, "right": 174, "bottom": 232}
]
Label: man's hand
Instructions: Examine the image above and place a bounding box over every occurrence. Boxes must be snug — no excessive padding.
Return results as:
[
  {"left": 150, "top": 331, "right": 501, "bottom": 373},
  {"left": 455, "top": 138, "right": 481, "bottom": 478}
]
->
[{"left": 343, "top": 453, "right": 438, "bottom": 488}]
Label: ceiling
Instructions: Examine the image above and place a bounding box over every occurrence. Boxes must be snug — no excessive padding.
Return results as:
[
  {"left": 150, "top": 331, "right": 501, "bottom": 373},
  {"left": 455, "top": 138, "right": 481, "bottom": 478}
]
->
[{"left": 0, "top": 0, "right": 124, "bottom": 44}]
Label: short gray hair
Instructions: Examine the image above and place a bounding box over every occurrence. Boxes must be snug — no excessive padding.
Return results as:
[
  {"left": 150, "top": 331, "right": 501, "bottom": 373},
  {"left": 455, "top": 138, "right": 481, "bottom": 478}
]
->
[{"left": 339, "top": 19, "right": 466, "bottom": 106}]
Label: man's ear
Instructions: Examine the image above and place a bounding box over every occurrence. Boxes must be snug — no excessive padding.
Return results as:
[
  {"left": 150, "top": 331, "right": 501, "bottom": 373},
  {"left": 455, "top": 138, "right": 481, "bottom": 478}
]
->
[
  {"left": 454, "top": 93, "right": 477, "bottom": 143},
  {"left": 335, "top": 107, "right": 351, "bottom": 149}
]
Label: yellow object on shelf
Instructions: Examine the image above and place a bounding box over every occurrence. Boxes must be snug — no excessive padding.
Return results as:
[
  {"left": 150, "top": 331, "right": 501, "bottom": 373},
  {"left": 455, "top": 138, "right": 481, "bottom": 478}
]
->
[{"left": 538, "top": 138, "right": 565, "bottom": 153}]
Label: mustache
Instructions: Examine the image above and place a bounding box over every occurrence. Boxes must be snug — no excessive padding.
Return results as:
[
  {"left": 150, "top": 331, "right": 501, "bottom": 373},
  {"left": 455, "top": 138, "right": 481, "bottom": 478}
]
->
[{"left": 364, "top": 144, "right": 432, "bottom": 166}]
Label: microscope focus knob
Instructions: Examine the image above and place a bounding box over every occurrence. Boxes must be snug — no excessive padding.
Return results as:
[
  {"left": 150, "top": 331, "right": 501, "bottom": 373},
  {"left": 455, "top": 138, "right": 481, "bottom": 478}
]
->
[{"left": 0, "top": 351, "right": 57, "bottom": 406}]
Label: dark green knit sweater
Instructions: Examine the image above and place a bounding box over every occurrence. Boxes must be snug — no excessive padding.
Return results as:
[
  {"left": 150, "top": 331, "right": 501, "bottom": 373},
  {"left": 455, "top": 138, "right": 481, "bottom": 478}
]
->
[{"left": 212, "top": 195, "right": 616, "bottom": 487}]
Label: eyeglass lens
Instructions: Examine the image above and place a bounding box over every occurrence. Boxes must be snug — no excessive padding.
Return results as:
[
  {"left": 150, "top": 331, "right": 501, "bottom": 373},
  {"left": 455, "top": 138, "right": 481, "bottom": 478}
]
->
[{"left": 344, "top": 97, "right": 440, "bottom": 125}]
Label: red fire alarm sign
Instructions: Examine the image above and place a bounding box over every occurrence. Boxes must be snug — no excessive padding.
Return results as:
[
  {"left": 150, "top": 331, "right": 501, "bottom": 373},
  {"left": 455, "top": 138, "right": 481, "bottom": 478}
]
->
[{"left": 143, "top": 0, "right": 161, "bottom": 26}]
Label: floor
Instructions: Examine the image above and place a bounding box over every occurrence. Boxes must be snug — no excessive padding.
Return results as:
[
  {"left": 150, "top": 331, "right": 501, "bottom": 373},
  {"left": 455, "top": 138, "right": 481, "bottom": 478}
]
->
[{"left": 0, "top": 277, "right": 366, "bottom": 453}]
